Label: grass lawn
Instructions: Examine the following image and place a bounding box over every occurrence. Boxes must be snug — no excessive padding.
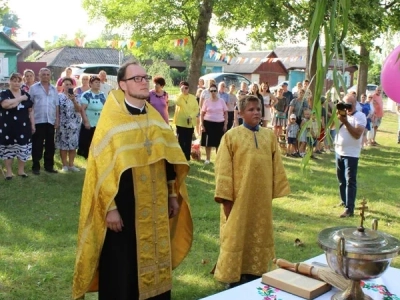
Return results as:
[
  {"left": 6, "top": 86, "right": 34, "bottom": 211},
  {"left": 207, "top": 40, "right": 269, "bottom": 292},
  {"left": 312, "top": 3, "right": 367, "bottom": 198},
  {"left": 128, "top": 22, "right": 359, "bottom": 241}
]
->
[{"left": 1, "top": 111, "right": 399, "bottom": 300}]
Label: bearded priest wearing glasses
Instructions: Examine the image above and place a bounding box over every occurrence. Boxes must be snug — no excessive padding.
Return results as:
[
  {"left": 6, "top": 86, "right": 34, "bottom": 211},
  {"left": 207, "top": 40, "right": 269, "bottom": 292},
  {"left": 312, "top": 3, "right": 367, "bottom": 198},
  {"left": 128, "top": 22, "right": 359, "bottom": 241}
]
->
[{"left": 73, "top": 61, "right": 192, "bottom": 300}]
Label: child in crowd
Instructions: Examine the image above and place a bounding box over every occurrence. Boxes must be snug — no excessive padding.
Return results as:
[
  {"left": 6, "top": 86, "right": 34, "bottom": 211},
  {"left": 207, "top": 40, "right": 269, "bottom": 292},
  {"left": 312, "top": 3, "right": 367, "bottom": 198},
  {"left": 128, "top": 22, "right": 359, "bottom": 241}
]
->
[
  {"left": 298, "top": 109, "right": 311, "bottom": 157},
  {"left": 286, "top": 114, "right": 300, "bottom": 157},
  {"left": 310, "top": 110, "right": 320, "bottom": 155}
]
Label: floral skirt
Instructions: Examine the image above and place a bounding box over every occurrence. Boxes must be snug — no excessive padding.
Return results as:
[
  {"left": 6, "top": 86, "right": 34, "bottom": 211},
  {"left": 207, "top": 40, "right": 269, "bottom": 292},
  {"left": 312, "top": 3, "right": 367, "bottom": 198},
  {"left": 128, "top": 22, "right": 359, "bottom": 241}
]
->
[{"left": 55, "top": 127, "right": 79, "bottom": 150}]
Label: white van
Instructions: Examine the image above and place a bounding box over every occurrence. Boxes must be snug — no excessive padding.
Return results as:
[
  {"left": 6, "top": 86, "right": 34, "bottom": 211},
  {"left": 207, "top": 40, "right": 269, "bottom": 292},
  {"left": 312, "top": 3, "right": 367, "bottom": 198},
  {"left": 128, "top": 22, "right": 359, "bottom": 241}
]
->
[{"left": 62, "top": 64, "right": 120, "bottom": 89}]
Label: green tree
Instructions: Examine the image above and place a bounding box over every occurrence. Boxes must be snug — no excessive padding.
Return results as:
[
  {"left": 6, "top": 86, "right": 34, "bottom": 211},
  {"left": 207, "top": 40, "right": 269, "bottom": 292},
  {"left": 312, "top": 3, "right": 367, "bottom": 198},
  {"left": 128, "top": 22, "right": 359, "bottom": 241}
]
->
[
  {"left": 82, "top": 0, "right": 273, "bottom": 92},
  {"left": 143, "top": 58, "right": 173, "bottom": 87},
  {"left": 368, "top": 52, "right": 382, "bottom": 85},
  {"left": 82, "top": 0, "right": 218, "bottom": 93},
  {"left": 85, "top": 29, "right": 120, "bottom": 48},
  {"left": 344, "top": 0, "right": 400, "bottom": 97},
  {"left": 1, "top": 12, "right": 19, "bottom": 28},
  {"left": 25, "top": 50, "right": 42, "bottom": 62},
  {"left": 44, "top": 34, "right": 75, "bottom": 51}
]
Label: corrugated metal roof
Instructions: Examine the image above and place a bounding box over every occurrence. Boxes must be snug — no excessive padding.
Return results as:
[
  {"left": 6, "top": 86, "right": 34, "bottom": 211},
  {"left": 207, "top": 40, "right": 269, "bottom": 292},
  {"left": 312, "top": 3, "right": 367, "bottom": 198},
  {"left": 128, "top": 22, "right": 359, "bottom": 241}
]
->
[
  {"left": 274, "top": 46, "right": 348, "bottom": 69},
  {"left": 16, "top": 40, "right": 44, "bottom": 51},
  {"left": 224, "top": 50, "right": 274, "bottom": 73},
  {"left": 274, "top": 46, "right": 307, "bottom": 69},
  {"left": 36, "top": 47, "right": 132, "bottom": 67}
]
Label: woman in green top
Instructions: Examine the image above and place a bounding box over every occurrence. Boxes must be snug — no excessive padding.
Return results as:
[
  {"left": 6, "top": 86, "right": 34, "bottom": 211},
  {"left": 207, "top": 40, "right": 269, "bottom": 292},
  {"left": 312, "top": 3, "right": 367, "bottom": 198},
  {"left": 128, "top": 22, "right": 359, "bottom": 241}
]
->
[{"left": 174, "top": 81, "right": 199, "bottom": 160}]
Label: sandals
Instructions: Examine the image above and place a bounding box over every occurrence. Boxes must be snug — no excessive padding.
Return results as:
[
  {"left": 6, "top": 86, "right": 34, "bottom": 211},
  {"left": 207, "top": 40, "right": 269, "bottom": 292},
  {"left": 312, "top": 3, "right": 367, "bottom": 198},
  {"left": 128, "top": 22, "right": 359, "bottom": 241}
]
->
[{"left": 18, "top": 173, "right": 29, "bottom": 178}]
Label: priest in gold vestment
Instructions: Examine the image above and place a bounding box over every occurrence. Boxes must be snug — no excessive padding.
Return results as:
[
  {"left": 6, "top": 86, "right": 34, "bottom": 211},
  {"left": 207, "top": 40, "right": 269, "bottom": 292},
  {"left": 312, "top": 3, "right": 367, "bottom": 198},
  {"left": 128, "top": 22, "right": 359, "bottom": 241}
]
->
[
  {"left": 213, "top": 95, "right": 290, "bottom": 287},
  {"left": 72, "top": 61, "right": 192, "bottom": 300}
]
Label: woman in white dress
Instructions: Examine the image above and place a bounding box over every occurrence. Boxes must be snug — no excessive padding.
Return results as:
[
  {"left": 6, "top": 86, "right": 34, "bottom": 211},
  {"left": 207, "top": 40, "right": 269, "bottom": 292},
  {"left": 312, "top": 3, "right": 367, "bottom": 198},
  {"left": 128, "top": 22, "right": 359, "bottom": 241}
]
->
[{"left": 260, "top": 82, "right": 276, "bottom": 128}]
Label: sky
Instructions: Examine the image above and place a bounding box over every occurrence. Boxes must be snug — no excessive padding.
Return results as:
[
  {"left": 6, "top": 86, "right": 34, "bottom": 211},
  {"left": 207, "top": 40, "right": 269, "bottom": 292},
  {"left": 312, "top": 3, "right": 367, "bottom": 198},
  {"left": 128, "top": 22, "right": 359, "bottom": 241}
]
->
[
  {"left": 9, "top": 0, "right": 102, "bottom": 47},
  {"left": 8, "top": 0, "right": 252, "bottom": 50}
]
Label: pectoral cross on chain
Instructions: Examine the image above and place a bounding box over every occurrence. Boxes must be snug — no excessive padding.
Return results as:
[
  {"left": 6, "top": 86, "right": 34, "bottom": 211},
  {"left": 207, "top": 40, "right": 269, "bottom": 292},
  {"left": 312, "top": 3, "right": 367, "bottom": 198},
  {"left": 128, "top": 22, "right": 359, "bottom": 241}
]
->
[{"left": 144, "top": 138, "right": 152, "bottom": 155}]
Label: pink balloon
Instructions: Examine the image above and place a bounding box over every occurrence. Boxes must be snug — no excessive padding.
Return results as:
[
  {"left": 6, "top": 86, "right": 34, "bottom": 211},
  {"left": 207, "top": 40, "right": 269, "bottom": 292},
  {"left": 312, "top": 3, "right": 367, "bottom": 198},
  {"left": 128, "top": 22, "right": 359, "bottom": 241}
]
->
[{"left": 381, "top": 44, "right": 400, "bottom": 103}]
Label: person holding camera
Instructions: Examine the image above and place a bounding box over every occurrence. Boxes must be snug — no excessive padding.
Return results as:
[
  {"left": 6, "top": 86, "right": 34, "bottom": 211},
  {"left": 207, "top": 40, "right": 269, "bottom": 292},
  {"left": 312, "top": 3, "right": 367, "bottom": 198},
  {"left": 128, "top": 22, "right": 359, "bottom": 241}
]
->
[
  {"left": 335, "top": 94, "right": 366, "bottom": 218},
  {"left": 55, "top": 78, "right": 82, "bottom": 172},
  {"left": 173, "top": 81, "right": 199, "bottom": 160}
]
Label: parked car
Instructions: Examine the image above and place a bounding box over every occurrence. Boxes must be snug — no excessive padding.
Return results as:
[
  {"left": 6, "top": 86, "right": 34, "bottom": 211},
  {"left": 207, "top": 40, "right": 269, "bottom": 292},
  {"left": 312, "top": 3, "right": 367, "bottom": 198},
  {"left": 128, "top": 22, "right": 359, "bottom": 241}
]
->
[
  {"left": 61, "top": 64, "right": 120, "bottom": 89},
  {"left": 270, "top": 80, "right": 289, "bottom": 93},
  {"left": 199, "top": 73, "right": 252, "bottom": 91},
  {"left": 348, "top": 84, "right": 378, "bottom": 96}
]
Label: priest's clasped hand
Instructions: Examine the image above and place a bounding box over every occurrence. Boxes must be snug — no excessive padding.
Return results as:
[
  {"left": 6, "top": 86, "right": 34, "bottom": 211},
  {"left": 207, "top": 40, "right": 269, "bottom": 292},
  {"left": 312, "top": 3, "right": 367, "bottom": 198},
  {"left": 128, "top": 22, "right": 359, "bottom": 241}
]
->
[
  {"left": 106, "top": 209, "right": 124, "bottom": 232},
  {"left": 168, "top": 196, "right": 180, "bottom": 218}
]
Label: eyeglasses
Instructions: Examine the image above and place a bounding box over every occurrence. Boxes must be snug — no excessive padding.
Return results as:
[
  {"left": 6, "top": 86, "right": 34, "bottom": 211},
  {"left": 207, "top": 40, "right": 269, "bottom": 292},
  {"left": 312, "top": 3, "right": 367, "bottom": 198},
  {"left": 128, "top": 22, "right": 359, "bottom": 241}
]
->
[
  {"left": 210, "top": 90, "right": 217, "bottom": 92},
  {"left": 122, "top": 75, "right": 152, "bottom": 83}
]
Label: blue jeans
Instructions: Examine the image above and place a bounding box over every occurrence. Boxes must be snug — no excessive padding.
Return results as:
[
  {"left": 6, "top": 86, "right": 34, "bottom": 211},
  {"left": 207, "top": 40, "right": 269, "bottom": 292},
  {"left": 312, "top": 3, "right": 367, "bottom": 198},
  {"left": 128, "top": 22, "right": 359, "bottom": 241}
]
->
[{"left": 336, "top": 154, "right": 359, "bottom": 214}]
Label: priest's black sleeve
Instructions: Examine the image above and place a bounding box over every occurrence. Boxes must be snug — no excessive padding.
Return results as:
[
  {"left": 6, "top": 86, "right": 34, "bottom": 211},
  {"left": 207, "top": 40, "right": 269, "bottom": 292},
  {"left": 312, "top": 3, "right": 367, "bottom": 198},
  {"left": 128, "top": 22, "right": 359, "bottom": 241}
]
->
[{"left": 166, "top": 161, "right": 176, "bottom": 181}]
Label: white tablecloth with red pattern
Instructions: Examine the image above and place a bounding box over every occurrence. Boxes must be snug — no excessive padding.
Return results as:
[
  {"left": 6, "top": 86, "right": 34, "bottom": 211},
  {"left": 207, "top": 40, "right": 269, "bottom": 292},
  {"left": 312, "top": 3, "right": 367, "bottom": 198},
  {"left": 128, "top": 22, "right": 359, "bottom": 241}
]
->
[{"left": 200, "top": 254, "right": 400, "bottom": 300}]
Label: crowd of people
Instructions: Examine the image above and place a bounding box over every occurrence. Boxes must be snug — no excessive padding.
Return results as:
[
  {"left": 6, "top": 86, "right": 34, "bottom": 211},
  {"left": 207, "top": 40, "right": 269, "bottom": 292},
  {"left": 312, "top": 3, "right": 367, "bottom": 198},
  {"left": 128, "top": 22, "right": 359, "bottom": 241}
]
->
[
  {"left": 0, "top": 68, "right": 114, "bottom": 178},
  {"left": 0, "top": 68, "right": 390, "bottom": 176}
]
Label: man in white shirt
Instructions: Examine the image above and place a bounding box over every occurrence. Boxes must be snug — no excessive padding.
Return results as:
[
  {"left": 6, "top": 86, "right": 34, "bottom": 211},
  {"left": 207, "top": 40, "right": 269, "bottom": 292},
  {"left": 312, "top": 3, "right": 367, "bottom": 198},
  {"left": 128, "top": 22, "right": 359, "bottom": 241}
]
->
[
  {"left": 29, "top": 68, "right": 59, "bottom": 174},
  {"left": 99, "top": 70, "right": 113, "bottom": 95},
  {"left": 335, "top": 94, "right": 366, "bottom": 218}
]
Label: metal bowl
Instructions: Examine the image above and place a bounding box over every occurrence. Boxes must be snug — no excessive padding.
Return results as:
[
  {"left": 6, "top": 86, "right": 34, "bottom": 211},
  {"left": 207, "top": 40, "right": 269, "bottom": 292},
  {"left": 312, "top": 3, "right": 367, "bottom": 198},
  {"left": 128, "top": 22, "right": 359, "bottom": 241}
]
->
[
  {"left": 318, "top": 212, "right": 400, "bottom": 300},
  {"left": 319, "top": 225, "right": 399, "bottom": 280}
]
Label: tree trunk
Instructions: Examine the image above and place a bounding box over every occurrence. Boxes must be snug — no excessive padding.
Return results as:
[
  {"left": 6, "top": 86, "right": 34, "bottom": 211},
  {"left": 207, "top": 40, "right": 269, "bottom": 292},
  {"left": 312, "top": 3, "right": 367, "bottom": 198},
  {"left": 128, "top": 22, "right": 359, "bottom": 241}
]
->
[
  {"left": 306, "top": 35, "right": 319, "bottom": 108},
  {"left": 357, "top": 44, "right": 369, "bottom": 99},
  {"left": 187, "top": 0, "right": 213, "bottom": 95}
]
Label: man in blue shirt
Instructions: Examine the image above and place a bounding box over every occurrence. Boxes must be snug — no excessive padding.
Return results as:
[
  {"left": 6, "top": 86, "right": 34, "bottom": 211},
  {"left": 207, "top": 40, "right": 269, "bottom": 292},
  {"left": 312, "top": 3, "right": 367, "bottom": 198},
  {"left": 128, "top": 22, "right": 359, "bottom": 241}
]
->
[{"left": 218, "top": 82, "right": 229, "bottom": 103}]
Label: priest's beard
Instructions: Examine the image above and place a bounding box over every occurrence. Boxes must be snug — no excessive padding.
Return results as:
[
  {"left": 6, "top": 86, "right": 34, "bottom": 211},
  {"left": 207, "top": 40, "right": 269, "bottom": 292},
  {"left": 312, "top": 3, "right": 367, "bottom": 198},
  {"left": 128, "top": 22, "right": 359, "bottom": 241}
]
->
[{"left": 128, "top": 92, "right": 149, "bottom": 100}]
